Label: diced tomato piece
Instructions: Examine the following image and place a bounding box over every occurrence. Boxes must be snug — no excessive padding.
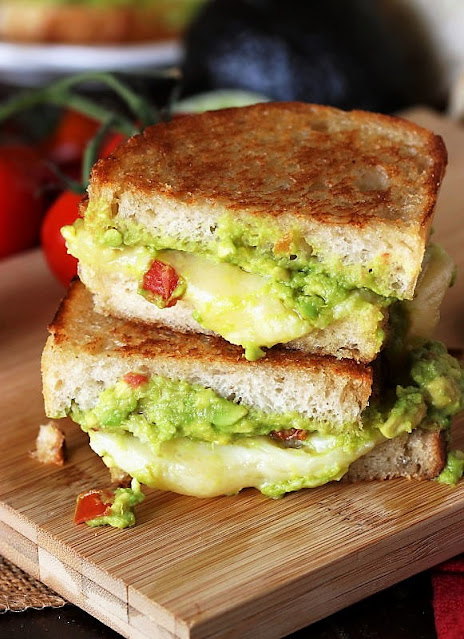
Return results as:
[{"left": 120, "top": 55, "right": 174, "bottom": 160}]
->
[
  {"left": 142, "top": 260, "right": 181, "bottom": 308},
  {"left": 74, "top": 489, "right": 113, "bottom": 524},
  {"left": 123, "top": 372, "right": 149, "bottom": 388},
  {"left": 270, "top": 428, "right": 307, "bottom": 442}
]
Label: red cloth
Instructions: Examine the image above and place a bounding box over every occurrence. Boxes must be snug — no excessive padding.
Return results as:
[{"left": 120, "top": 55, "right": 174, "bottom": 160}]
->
[{"left": 432, "top": 555, "right": 464, "bottom": 639}]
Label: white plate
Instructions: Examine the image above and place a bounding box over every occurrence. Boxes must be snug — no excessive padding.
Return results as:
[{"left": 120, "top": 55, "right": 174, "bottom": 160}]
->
[{"left": 0, "top": 40, "right": 182, "bottom": 85}]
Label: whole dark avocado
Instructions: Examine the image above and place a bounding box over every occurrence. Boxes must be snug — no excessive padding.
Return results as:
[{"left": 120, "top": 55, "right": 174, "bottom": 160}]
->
[{"left": 181, "top": 0, "right": 413, "bottom": 113}]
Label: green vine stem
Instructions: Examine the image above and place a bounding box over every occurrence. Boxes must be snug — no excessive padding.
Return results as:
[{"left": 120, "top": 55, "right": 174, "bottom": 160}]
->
[
  {"left": 81, "top": 117, "right": 116, "bottom": 187},
  {"left": 0, "top": 71, "right": 176, "bottom": 192},
  {"left": 0, "top": 71, "right": 164, "bottom": 134}
]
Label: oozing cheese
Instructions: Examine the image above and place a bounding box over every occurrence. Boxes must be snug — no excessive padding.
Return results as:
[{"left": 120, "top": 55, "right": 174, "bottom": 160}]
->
[
  {"left": 88, "top": 430, "right": 384, "bottom": 498},
  {"left": 64, "top": 224, "right": 333, "bottom": 354},
  {"left": 158, "top": 249, "right": 310, "bottom": 352},
  {"left": 405, "top": 244, "right": 455, "bottom": 338}
]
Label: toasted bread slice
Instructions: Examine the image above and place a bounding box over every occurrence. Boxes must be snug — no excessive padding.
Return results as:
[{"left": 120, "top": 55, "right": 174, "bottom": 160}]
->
[
  {"left": 42, "top": 281, "right": 373, "bottom": 427},
  {"left": 0, "top": 1, "right": 204, "bottom": 44},
  {"left": 65, "top": 103, "right": 447, "bottom": 363},
  {"left": 89, "top": 102, "right": 447, "bottom": 300}
]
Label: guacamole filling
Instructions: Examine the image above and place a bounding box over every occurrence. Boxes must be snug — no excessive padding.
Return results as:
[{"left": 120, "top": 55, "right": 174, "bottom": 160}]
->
[
  {"left": 73, "top": 200, "right": 405, "bottom": 296},
  {"left": 64, "top": 201, "right": 397, "bottom": 359},
  {"left": 66, "top": 341, "right": 464, "bottom": 498},
  {"left": 84, "top": 479, "right": 145, "bottom": 529},
  {"left": 64, "top": 201, "right": 455, "bottom": 360},
  {"left": 437, "top": 450, "right": 464, "bottom": 485}
]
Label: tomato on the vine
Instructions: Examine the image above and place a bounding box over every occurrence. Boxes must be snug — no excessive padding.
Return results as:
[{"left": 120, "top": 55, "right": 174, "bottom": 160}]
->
[
  {"left": 40, "top": 127, "right": 129, "bottom": 287},
  {"left": 0, "top": 145, "right": 46, "bottom": 260},
  {"left": 43, "top": 109, "right": 100, "bottom": 165},
  {"left": 41, "top": 190, "right": 82, "bottom": 286},
  {"left": 99, "top": 131, "right": 126, "bottom": 158}
]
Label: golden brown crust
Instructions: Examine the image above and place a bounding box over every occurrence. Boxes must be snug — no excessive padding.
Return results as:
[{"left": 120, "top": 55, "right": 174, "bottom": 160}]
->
[
  {"left": 424, "top": 430, "right": 448, "bottom": 478},
  {"left": 0, "top": 3, "right": 191, "bottom": 44},
  {"left": 49, "top": 280, "right": 373, "bottom": 390},
  {"left": 92, "top": 102, "right": 447, "bottom": 231}
]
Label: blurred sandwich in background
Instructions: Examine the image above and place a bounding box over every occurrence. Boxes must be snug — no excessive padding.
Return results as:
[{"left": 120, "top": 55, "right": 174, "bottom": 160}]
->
[{"left": 0, "top": 0, "right": 207, "bottom": 45}]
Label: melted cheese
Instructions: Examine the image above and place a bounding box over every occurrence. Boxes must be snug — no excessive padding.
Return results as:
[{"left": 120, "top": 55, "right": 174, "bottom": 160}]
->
[
  {"left": 88, "top": 430, "right": 383, "bottom": 498},
  {"left": 158, "top": 249, "right": 311, "bottom": 351},
  {"left": 65, "top": 224, "right": 311, "bottom": 352},
  {"left": 406, "top": 244, "right": 455, "bottom": 338}
]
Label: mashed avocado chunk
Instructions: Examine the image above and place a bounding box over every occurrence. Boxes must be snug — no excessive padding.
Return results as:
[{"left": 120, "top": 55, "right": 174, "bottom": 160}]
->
[
  {"left": 215, "top": 214, "right": 394, "bottom": 298},
  {"left": 410, "top": 341, "right": 464, "bottom": 427},
  {"left": 67, "top": 340, "right": 464, "bottom": 497},
  {"left": 364, "top": 341, "right": 464, "bottom": 438},
  {"left": 365, "top": 387, "right": 427, "bottom": 439},
  {"left": 71, "top": 373, "right": 356, "bottom": 446},
  {"left": 437, "top": 450, "right": 464, "bottom": 485}
]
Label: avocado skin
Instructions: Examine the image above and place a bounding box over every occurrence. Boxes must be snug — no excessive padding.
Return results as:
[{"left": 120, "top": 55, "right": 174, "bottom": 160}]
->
[{"left": 182, "top": 0, "right": 411, "bottom": 113}]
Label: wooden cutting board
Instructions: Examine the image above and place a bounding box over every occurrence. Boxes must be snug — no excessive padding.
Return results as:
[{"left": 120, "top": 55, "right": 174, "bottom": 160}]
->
[{"left": 1, "top": 109, "right": 464, "bottom": 639}]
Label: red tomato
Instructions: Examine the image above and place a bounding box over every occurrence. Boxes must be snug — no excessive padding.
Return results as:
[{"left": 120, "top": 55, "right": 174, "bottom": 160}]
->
[
  {"left": 74, "top": 489, "right": 113, "bottom": 524},
  {"left": 270, "top": 428, "right": 307, "bottom": 443},
  {"left": 0, "top": 145, "right": 46, "bottom": 260},
  {"left": 123, "top": 372, "right": 149, "bottom": 388},
  {"left": 100, "top": 131, "right": 126, "bottom": 158},
  {"left": 141, "top": 260, "right": 181, "bottom": 307},
  {"left": 43, "top": 109, "right": 100, "bottom": 165},
  {"left": 41, "top": 190, "right": 82, "bottom": 286}
]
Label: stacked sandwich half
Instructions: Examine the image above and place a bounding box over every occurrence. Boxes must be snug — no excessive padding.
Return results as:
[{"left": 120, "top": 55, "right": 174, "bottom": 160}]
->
[{"left": 42, "top": 103, "right": 464, "bottom": 505}]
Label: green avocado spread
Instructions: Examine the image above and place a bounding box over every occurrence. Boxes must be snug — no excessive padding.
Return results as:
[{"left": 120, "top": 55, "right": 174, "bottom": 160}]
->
[
  {"left": 85, "top": 479, "right": 145, "bottom": 529},
  {"left": 63, "top": 199, "right": 456, "bottom": 360},
  {"left": 364, "top": 341, "right": 464, "bottom": 437},
  {"left": 76, "top": 199, "right": 391, "bottom": 301},
  {"left": 67, "top": 341, "right": 464, "bottom": 499},
  {"left": 437, "top": 450, "right": 464, "bottom": 485},
  {"left": 63, "top": 200, "right": 390, "bottom": 360},
  {"left": 72, "top": 374, "right": 359, "bottom": 446}
]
